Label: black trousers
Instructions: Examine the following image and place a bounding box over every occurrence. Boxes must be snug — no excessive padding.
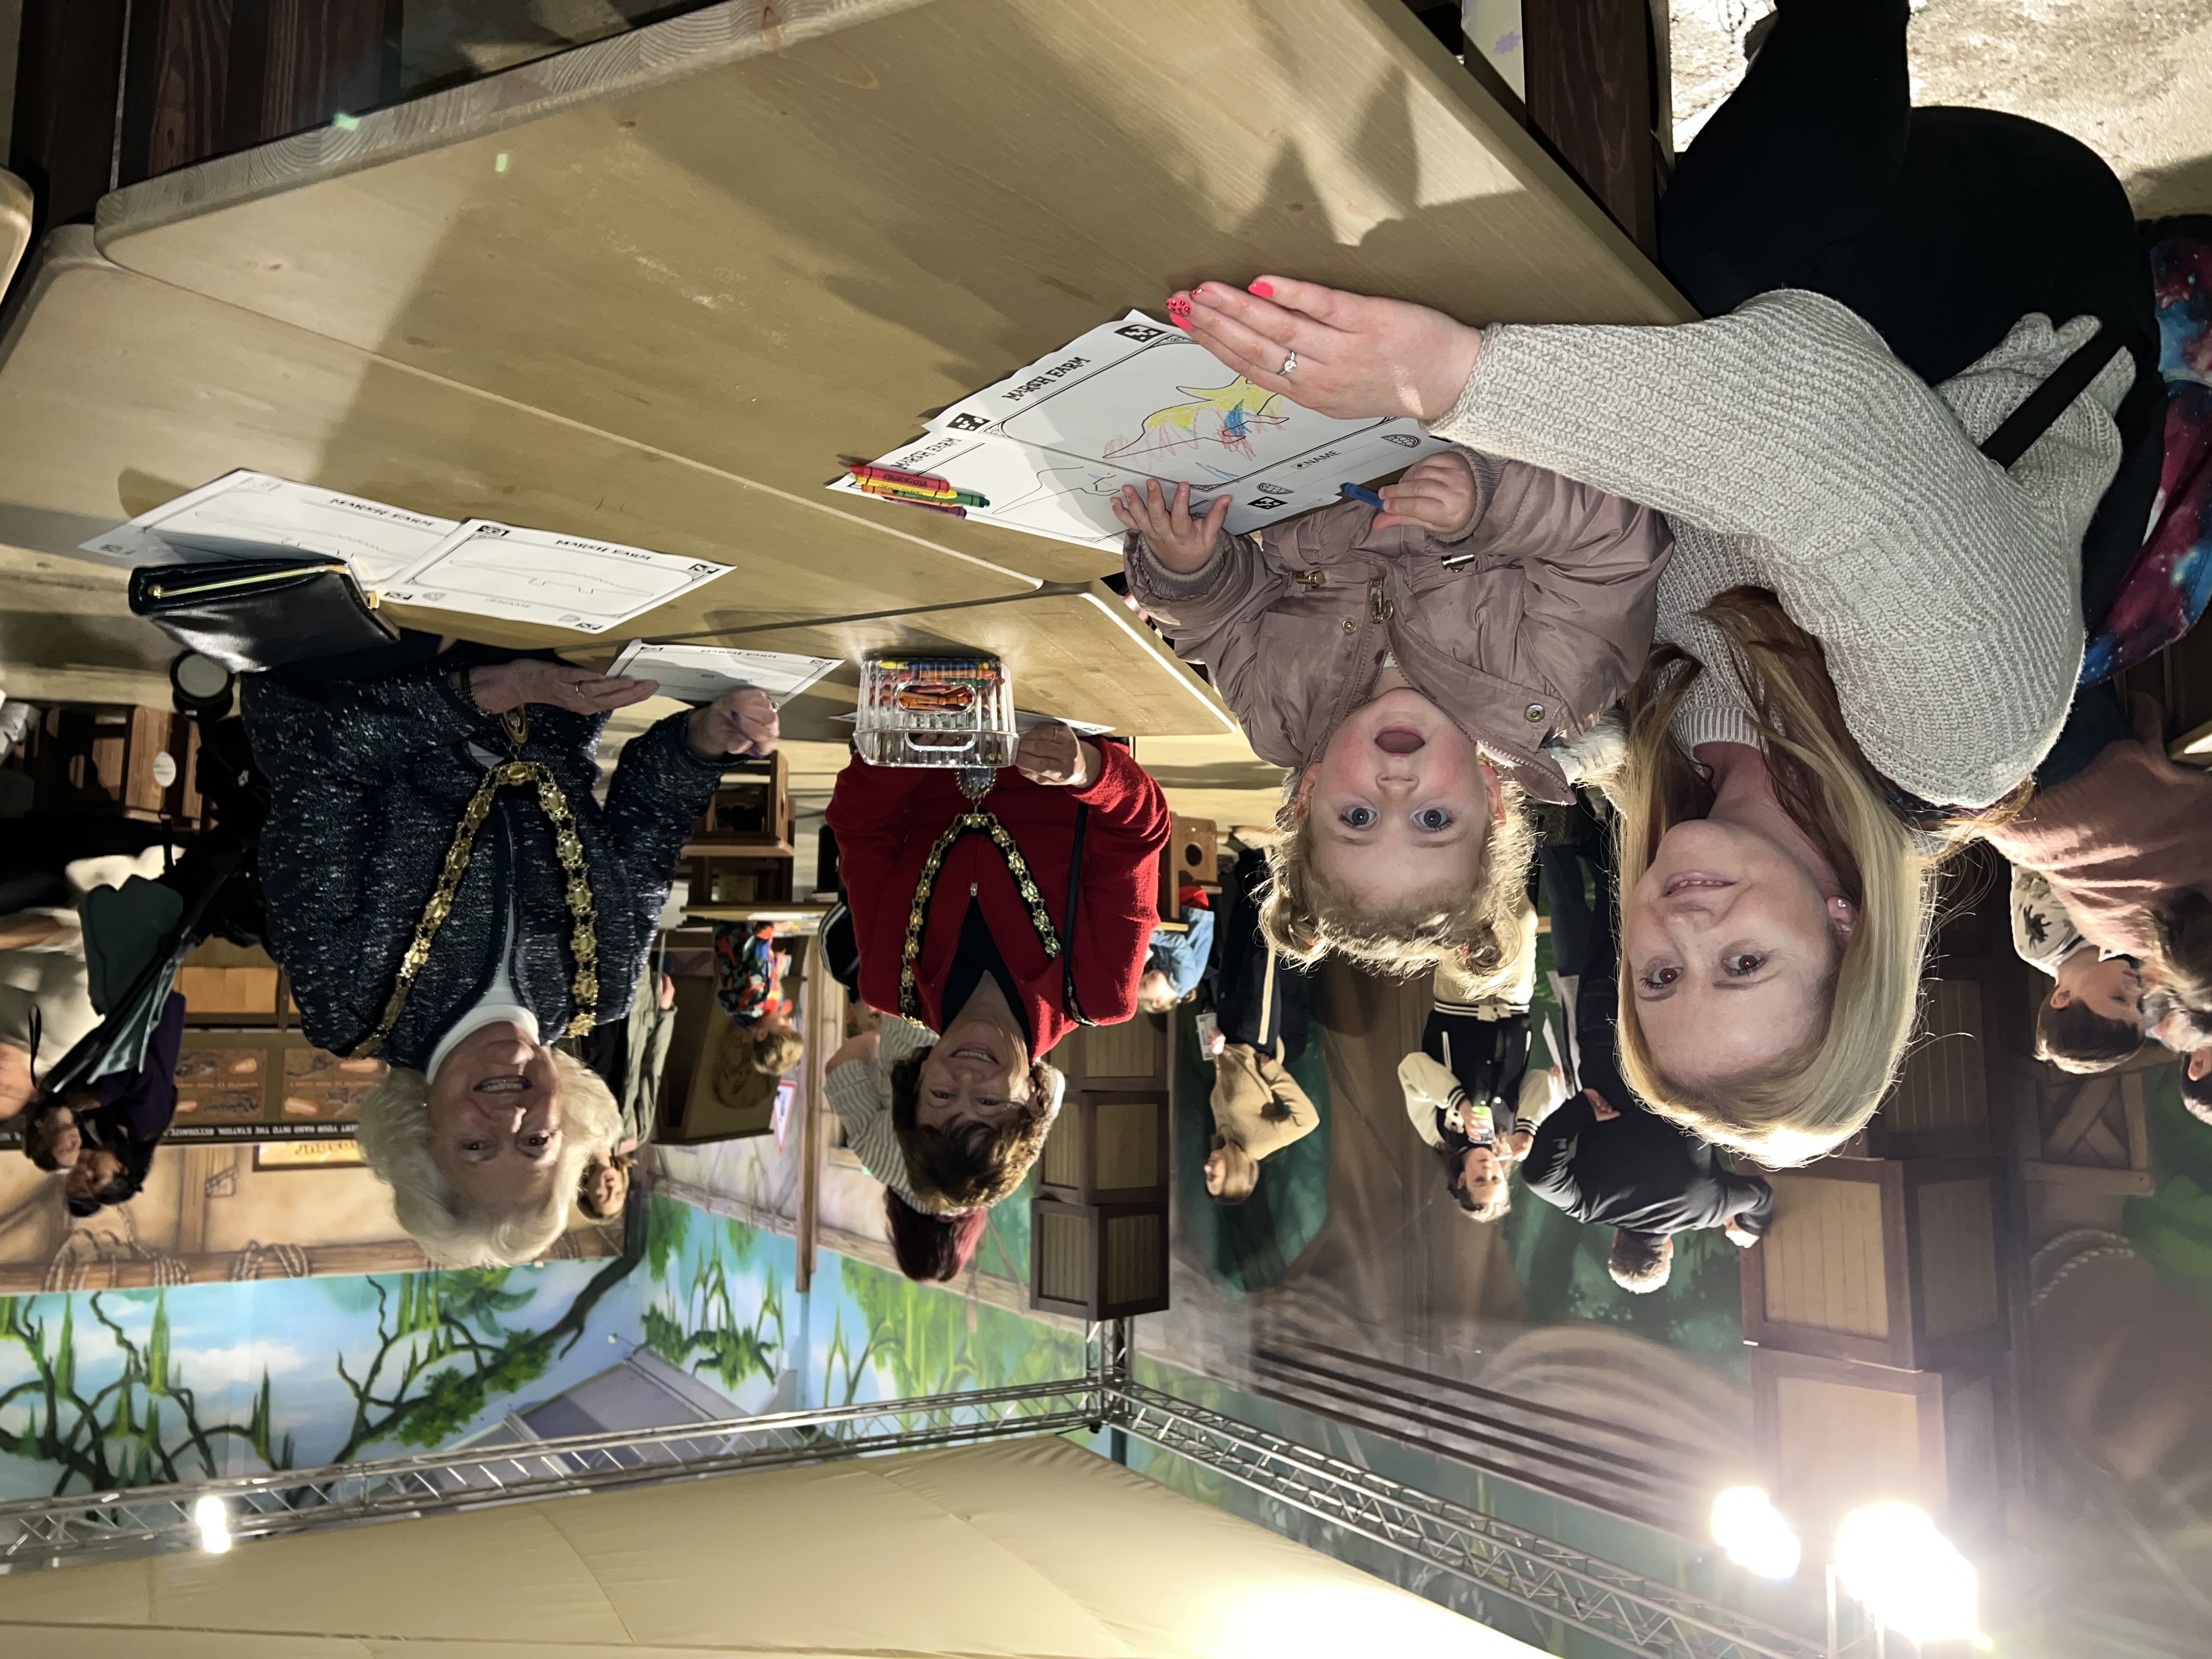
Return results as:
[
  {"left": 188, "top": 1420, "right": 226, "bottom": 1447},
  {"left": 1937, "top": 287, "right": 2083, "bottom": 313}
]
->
[{"left": 1660, "top": 0, "right": 2166, "bottom": 629}]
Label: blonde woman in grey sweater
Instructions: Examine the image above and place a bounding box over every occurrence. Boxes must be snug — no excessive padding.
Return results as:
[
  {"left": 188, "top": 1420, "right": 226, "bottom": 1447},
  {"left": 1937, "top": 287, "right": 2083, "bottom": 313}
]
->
[{"left": 1171, "top": 0, "right": 2160, "bottom": 1163}]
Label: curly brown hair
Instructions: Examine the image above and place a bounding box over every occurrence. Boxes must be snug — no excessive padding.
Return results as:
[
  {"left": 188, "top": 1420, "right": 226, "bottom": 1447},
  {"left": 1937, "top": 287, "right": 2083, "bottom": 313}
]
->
[{"left": 887, "top": 1046, "right": 1062, "bottom": 1211}]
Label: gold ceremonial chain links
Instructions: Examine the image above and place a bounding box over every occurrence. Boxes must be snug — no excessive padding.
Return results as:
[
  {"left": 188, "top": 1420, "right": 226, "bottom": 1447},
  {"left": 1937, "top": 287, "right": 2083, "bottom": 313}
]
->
[
  {"left": 350, "top": 754, "right": 600, "bottom": 1059},
  {"left": 899, "top": 810, "right": 1060, "bottom": 1023}
]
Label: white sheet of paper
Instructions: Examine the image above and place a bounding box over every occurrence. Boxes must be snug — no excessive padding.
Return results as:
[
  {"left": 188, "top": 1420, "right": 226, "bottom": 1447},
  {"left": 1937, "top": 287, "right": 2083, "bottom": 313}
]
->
[
  {"left": 381, "top": 521, "right": 729, "bottom": 634},
  {"left": 77, "top": 470, "right": 458, "bottom": 587},
  {"left": 830, "top": 430, "right": 1141, "bottom": 551},
  {"left": 608, "top": 641, "right": 842, "bottom": 706},
  {"left": 926, "top": 311, "right": 1447, "bottom": 536}
]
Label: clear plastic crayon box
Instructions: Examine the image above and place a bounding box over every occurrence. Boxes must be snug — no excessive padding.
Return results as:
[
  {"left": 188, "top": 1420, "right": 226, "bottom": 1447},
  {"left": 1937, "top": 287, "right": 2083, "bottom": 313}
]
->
[{"left": 853, "top": 653, "right": 1020, "bottom": 769}]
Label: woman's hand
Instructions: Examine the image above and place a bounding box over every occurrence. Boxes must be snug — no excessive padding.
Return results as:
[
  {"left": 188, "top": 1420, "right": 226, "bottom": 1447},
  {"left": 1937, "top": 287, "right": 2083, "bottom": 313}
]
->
[
  {"left": 1174, "top": 278, "right": 1483, "bottom": 422},
  {"left": 1506, "top": 1127, "right": 1533, "bottom": 1161},
  {"left": 688, "top": 687, "right": 778, "bottom": 759},
  {"left": 466, "top": 660, "right": 659, "bottom": 716},
  {"left": 1375, "top": 452, "right": 1480, "bottom": 535},
  {"left": 825, "top": 1029, "right": 881, "bottom": 1075},
  {"left": 1016, "top": 722, "right": 1099, "bottom": 788},
  {"left": 1110, "top": 479, "right": 1231, "bottom": 574}
]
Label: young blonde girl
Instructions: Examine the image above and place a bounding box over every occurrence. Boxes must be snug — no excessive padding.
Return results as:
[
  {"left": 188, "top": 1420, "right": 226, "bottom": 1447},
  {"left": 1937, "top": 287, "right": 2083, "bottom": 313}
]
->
[{"left": 1116, "top": 452, "right": 1669, "bottom": 988}]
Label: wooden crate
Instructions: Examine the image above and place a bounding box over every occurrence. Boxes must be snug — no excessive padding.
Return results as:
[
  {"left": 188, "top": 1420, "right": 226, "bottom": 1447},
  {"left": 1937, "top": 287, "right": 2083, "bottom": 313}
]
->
[
  {"left": 1741, "top": 1157, "right": 2008, "bottom": 1372},
  {"left": 1155, "top": 814, "right": 1218, "bottom": 921},
  {"left": 1036, "top": 1093, "right": 1170, "bottom": 1206},
  {"left": 1030, "top": 1196, "right": 1170, "bottom": 1321},
  {"left": 681, "top": 751, "right": 796, "bottom": 909},
  {"left": 1866, "top": 978, "right": 1993, "bottom": 1158},
  {"left": 21, "top": 704, "right": 203, "bottom": 825},
  {"left": 2017, "top": 1054, "right": 2159, "bottom": 1197},
  {"left": 1752, "top": 1348, "right": 2005, "bottom": 1537},
  {"left": 1055, "top": 1013, "right": 1169, "bottom": 1096}
]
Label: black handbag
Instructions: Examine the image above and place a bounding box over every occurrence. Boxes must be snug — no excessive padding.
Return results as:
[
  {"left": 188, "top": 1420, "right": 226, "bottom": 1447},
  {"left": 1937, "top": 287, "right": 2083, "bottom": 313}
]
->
[{"left": 128, "top": 556, "right": 398, "bottom": 673}]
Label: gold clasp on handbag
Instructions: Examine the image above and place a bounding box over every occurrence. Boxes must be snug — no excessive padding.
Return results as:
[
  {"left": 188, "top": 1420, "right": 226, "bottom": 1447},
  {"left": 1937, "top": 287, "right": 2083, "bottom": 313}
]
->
[{"left": 143, "top": 567, "right": 322, "bottom": 601}]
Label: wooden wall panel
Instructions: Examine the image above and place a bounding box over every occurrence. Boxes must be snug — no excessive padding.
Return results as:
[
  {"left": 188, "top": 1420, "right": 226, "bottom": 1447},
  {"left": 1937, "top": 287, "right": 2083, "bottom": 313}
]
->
[
  {"left": 1888, "top": 980, "right": 1989, "bottom": 1139},
  {"left": 1080, "top": 1018, "right": 1159, "bottom": 1085},
  {"left": 1762, "top": 1174, "right": 1891, "bottom": 1339},
  {"left": 1914, "top": 1177, "right": 2000, "bottom": 1342},
  {"left": 1773, "top": 1375, "right": 1922, "bottom": 1514}
]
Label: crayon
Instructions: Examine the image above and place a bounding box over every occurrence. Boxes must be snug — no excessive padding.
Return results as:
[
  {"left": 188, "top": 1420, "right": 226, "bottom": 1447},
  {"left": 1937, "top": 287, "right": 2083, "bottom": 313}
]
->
[
  {"left": 861, "top": 478, "right": 990, "bottom": 509},
  {"left": 1340, "top": 482, "right": 1386, "bottom": 509},
  {"left": 847, "top": 461, "right": 957, "bottom": 494},
  {"left": 866, "top": 493, "right": 967, "bottom": 519}
]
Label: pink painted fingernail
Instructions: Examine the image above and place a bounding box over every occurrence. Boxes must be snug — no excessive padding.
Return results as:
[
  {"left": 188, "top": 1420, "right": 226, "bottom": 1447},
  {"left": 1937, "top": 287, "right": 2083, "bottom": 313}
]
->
[{"left": 1248, "top": 280, "right": 1275, "bottom": 297}]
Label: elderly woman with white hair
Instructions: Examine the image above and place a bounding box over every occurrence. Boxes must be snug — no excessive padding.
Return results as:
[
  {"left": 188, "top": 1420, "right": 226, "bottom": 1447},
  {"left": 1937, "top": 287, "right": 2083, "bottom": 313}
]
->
[{"left": 244, "top": 656, "right": 772, "bottom": 1266}]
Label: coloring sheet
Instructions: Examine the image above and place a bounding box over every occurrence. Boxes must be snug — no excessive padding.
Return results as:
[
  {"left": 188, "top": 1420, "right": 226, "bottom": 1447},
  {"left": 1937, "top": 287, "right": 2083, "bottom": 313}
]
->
[
  {"left": 924, "top": 312, "right": 1447, "bottom": 537},
  {"left": 381, "top": 522, "right": 729, "bottom": 634},
  {"left": 608, "top": 641, "right": 842, "bottom": 706},
  {"left": 78, "top": 470, "right": 458, "bottom": 588}
]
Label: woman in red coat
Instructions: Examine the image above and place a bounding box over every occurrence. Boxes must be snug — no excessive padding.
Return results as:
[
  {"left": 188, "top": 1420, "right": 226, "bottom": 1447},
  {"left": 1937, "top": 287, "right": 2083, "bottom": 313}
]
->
[{"left": 825, "top": 721, "right": 1170, "bottom": 1252}]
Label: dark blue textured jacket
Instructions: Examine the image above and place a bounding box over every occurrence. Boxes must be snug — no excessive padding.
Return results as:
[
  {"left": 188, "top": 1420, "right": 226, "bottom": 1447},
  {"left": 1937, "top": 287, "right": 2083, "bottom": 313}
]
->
[{"left": 243, "top": 671, "right": 722, "bottom": 1073}]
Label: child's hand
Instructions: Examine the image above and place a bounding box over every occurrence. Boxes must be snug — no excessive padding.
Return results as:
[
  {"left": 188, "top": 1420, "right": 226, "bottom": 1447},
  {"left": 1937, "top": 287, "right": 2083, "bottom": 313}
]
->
[
  {"left": 1374, "top": 452, "right": 1479, "bottom": 536},
  {"left": 1112, "top": 480, "right": 1230, "bottom": 574},
  {"left": 1506, "top": 1127, "right": 1533, "bottom": 1161}
]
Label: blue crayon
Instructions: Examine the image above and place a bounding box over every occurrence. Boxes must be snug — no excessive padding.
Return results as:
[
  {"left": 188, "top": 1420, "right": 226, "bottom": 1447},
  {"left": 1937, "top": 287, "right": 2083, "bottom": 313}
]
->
[{"left": 1339, "top": 482, "right": 1385, "bottom": 509}]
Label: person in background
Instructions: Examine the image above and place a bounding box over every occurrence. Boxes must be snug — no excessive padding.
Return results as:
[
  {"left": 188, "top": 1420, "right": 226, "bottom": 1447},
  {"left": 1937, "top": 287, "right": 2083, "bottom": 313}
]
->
[
  {"left": 714, "top": 919, "right": 806, "bottom": 1080},
  {"left": 1983, "top": 697, "right": 2212, "bottom": 1093},
  {"left": 823, "top": 723, "right": 1170, "bottom": 1280},
  {"left": 1137, "top": 887, "right": 1214, "bottom": 1015},
  {"left": 2011, "top": 864, "right": 2146, "bottom": 1073},
  {"left": 1199, "top": 844, "right": 1318, "bottom": 1204},
  {"left": 249, "top": 657, "right": 768, "bottom": 1268},
  {"left": 0, "top": 850, "right": 179, "bottom": 1124},
  {"left": 22, "top": 991, "right": 187, "bottom": 1217},
  {"left": 571, "top": 964, "right": 677, "bottom": 1222}
]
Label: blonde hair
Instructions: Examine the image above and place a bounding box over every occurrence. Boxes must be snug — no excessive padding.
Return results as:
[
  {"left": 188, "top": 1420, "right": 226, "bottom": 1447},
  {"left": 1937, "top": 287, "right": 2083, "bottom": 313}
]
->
[
  {"left": 751, "top": 1025, "right": 805, "bottom": 1077},
  {"left": 356, "top": 1048, "right": 619, "bottom": 1266},
  {"left": 1261, "top": 768, "right": 1537, "bottom": 987},
  {"left": 1612, "top": 589, "right": 1945, "bottom": 1166},
  {"left": 1208, "top": 1137, "right": 1260, "bottom": 1205}
]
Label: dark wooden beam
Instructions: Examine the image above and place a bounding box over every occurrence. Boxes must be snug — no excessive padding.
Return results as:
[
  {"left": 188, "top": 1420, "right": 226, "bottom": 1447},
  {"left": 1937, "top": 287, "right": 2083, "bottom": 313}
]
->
[
  {"left": 9, "top": 0, "right": 129, "bottom": 229},
  {"left": 1521, "top": 0, "right": 1661, "bottom": 258}
]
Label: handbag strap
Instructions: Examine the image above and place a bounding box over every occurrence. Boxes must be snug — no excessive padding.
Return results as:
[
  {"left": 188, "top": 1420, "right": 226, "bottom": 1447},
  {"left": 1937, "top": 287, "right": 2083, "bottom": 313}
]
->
[
  {"left": 1061, "top": 803, "right": 1094, "bottom": 1027},
  {"left": 1979, "top": 319, "right": 2128, "bottom": 469}
]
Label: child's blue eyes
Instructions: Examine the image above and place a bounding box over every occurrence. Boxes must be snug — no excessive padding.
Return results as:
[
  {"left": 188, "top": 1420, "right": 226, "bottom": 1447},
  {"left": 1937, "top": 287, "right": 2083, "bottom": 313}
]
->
[{"left": 1337, "top": 806, "right": 1453, "bottom": 830}]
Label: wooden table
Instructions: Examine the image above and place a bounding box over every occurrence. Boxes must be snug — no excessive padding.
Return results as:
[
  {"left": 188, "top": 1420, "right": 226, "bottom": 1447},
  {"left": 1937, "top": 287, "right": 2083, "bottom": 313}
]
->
[{"left": 0, "top": 0, "right": 1684, "bottom": 742}]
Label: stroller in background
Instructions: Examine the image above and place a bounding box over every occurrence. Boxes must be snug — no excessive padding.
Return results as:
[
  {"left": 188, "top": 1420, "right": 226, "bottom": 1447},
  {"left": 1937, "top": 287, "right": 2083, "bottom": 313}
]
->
[{"left": 25, "top": 654, "right": 269, "bottom": 1105}]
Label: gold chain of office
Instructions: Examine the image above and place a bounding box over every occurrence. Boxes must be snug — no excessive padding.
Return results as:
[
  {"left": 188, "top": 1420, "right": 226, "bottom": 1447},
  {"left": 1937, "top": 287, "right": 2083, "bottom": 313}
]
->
[
  {"left": 351, "top": 716, "right": 599, "bottom": 1058},
  {"left": 899, "top": 810, "right": 1061, "bottom": 1023}
]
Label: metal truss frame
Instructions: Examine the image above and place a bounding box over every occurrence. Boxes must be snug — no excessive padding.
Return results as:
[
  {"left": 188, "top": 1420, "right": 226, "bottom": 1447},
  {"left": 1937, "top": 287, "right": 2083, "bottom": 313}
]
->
[{"left": 0, "top": 1319, "right": 1826, "bottom": 1659}]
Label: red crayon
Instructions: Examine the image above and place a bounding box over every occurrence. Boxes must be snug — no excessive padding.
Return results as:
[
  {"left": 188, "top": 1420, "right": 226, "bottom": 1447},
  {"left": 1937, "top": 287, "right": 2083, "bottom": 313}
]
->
[{"left": 847, "top": 461, "right": 956, "bottom": 495}]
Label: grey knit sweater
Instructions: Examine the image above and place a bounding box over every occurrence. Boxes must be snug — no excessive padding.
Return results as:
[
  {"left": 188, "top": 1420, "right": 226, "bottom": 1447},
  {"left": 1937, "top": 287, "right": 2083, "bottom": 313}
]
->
[{"left": 1430, "top": 290, "right": 2130, "bottom": 808}]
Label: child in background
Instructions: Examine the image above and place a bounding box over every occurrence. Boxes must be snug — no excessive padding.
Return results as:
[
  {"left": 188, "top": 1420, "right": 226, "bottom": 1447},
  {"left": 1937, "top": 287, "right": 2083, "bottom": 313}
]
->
[
  {"left": 1401, "top": 1046, "right": 1528, "bottom": 1222},
  {"left": 714, "top": 920, "right": 805, "bottom": 1078},
  {"left": 1985, "top": 697, "right": 2212, "bottom": 1095},
  {"left": 1137, "top": 885, "right": 1215, "bottom": 1015},
  {"left": 1117, "top": 447, "right": 1668, "bottom": 988},
  {"left": 2011, "top": 865, "right": 2147, "bottom": 1073}
]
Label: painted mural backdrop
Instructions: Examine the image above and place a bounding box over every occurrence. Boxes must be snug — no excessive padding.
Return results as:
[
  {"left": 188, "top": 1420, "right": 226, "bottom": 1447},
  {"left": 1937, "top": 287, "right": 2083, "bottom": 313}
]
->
[{"left": 0, "top": 1257, "right": 642, "bottom": 1499}]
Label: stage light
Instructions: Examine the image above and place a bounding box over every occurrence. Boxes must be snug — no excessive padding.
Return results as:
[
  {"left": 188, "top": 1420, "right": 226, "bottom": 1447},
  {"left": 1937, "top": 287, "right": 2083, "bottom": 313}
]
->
[
  {"left": 1709, "top": 1486, "right": 1801, "bottom": 1581},
  {"left": 1833, "top": 1501, "right": 1985, "bottom": 1649},
  {"left": 192, "top": 1494, "right": 233, "bottom": 1555}
]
